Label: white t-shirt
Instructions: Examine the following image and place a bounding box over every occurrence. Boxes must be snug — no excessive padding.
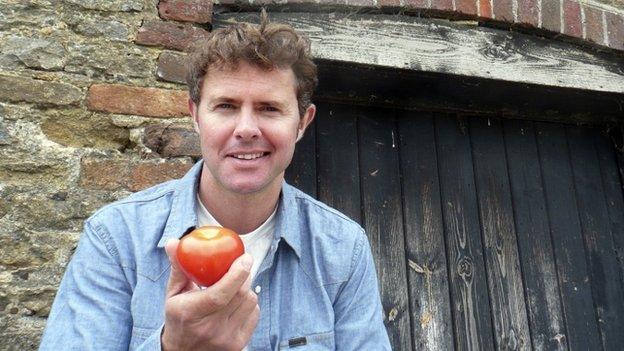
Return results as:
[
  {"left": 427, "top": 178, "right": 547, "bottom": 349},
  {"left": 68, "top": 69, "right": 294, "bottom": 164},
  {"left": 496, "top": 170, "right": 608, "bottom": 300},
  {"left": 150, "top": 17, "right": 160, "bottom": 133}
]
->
[{"left": 195, "top": 195, "right": 275, "bottom": 283}]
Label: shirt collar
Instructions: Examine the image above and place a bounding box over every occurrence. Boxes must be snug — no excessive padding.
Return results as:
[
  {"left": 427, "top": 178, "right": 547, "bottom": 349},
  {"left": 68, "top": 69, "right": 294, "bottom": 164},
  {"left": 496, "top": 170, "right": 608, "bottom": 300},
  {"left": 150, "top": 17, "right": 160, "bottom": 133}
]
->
[
  {"left": 274, "top": 182, "right": 302, "bottom": 258},
  {"left": 157, "top": 159, "right": 303, "bottom": 259},
  {"left": 157, "top": 160, "right": 203, "bottom": 248}
]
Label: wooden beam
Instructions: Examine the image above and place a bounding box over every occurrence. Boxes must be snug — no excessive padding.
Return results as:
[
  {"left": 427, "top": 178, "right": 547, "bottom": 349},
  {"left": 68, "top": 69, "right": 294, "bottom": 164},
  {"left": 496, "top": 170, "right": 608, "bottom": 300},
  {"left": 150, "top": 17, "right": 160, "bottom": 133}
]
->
[{"left": 214, "top": 12, "right": 624, "bottom": 94}]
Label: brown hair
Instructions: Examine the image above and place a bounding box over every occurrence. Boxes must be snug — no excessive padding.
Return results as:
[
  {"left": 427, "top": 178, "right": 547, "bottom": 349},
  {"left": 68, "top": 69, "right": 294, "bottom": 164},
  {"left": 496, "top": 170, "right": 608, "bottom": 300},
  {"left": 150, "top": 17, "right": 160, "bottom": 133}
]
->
[{"left": 186, "top": 10, "right": 318, "bottom": 116}]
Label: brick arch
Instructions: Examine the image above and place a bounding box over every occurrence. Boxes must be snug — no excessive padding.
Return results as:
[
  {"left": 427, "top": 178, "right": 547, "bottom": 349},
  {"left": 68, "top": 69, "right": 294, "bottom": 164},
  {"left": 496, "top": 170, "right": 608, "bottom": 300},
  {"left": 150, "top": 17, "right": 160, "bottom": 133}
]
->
[{"left": 151, "top": 0, "right": 624, "bottom": 52}]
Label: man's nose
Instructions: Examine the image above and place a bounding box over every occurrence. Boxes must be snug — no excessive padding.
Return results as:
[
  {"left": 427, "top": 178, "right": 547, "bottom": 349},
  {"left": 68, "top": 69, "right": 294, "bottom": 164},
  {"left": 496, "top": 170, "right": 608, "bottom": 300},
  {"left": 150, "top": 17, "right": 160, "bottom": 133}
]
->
[{"left": 234, "top": 108, "right": 261, "bottom": 140}]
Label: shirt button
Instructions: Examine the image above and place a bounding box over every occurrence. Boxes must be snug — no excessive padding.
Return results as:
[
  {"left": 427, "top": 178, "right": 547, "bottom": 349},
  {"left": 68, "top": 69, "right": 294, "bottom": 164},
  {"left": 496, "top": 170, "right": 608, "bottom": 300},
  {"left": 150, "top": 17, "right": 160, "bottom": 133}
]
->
[{"left": 255, "top": 285, "right": 262, "bottom": 294}]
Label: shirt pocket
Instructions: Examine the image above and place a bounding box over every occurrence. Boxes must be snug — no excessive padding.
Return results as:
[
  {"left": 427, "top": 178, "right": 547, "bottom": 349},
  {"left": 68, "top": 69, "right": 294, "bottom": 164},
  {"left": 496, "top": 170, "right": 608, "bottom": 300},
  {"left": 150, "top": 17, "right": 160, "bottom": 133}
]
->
[{"left": 278, "top": 331, "right": 335, "bottom": 350}]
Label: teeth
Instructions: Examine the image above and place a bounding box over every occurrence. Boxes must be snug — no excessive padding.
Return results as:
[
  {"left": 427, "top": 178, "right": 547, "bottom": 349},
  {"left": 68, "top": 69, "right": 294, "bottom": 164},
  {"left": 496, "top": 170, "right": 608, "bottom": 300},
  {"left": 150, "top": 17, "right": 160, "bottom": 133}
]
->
[{"left": 234, "top": 153, "right": 264, "bottom": 160}]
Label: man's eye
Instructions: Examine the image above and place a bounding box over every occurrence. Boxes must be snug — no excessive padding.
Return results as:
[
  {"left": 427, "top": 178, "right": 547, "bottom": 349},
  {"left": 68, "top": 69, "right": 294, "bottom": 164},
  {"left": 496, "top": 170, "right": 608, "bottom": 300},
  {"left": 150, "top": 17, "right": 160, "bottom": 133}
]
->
[
  {"left": 216, "top": 103, "right": 234, "bottom": 109},
  {"left": 261, "top": 106, "right": 278, "bottom": 112}
]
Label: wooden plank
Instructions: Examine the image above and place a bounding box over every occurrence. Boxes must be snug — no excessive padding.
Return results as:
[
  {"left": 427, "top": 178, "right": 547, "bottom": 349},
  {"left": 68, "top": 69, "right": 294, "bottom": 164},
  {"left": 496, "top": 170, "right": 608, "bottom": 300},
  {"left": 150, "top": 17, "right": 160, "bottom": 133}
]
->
[
  {"left": 358, "top": 107, "right": 412, "bottom": 351},
  {"left": 469, "top": 117, "right": 531, "bottom": 350},
  {"left": 214, "top": 12, "right": 624, "bottom": 94},
  {"left": 285, "top": 118, "right": 316, "bottom": 197},
  {"left": 316, "top": 102, "right": 361, "bottom": 223},
  {"left": 397, "top": 112, "right": 454, "bottom": 351},
  {"left": 503, "top": 119, "right": 567, "bottom": 350},
  {"left": 594, "top": 132, "right": 624, "bottom": 295},
  {"left": 534, "top": 122, "right": 602, "bottom": 350},
  {"left": 435, "top": 114, "right": 495, "bottom": 351},
  {"left": 566, "top": 125, "right": 624, "bottom": 350},
  {"left": 314, "top": 61, "right": 624, "bottom": 125}
]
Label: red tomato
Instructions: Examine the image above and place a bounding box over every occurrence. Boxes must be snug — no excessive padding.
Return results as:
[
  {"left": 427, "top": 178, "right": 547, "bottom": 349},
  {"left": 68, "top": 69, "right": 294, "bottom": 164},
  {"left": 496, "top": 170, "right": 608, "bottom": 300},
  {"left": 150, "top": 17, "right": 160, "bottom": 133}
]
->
[{"left": 176, "top": 226, "right": 245, "bottom": 287}]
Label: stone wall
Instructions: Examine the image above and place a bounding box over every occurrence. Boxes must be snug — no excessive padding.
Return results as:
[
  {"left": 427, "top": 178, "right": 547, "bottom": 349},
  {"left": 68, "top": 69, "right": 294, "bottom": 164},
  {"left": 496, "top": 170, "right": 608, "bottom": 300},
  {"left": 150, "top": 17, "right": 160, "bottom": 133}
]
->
[
  {"left": 0, "top": 0, "right": 623, "bottom": 349},
  {"left": 0, "top": 1, "right": 200, "bottom": 348}
]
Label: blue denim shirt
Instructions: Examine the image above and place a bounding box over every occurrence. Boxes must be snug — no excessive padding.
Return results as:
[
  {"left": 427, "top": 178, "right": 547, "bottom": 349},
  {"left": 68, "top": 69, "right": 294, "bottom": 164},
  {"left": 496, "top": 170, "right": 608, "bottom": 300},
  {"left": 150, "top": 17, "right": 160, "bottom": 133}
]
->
[{"left": 40, "top": 161, "right": 391, "bottom": 350}]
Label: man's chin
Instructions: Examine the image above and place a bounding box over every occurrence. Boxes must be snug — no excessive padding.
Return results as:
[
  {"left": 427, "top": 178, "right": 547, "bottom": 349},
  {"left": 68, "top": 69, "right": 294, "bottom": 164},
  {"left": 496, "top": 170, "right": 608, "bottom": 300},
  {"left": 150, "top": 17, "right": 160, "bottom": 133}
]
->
[{"left": 225, "top": 180, "right": 272, "bottom": 195}]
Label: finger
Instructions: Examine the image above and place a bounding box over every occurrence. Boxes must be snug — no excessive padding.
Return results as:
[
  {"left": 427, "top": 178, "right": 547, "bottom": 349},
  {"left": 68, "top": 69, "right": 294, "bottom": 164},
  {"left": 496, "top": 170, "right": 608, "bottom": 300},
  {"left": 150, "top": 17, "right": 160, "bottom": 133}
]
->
[
  {"left": 184, "top": 253, "right": 253, "bottom": 314},
  {"left": 165, "top": 239, "right": 197, "bottom": 298},
  {"left": 236, "top": 300, "right": 260, "bottom": 342},
  {"left": 219, "top": 274, "right": 254, "bottom": 318},
  {"left": 228, "top": 290, "right": 258, "bottom": 325}
]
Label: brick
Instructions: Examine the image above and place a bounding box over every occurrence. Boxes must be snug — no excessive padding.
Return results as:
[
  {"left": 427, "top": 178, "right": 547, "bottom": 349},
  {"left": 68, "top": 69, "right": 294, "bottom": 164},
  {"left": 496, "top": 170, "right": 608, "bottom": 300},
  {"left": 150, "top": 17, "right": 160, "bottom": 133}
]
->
[
  {"left": 479, "top": 0, "right": 493, "bottom": 18},
  {"left": 143, "top": 124, "right": 201, "bottom": 158},
  {"left": 456, "top": 0, "right": 478, "bottom": 16},
  {"left": 79, "top": 158, "right": 128, "bottom": 191},
  {"left": 86, "top": 84, "right": 189, "bottom": 118},
  {"left": 378, "top": 0, "right": 401, "bottom": 6},
  {"left": 583, "top": 5, "right": 604, "bottom": 44},
  {"left": 128, "top": 158, "right": 194, "bottom": 191},
  {"left": 79, "top": 157, "right": 195, "bottom": 191},
  {"left": 158, "top": 0, "right": 212, "bottom": 24},
  {"left": 606, "top": 12, "right": 624, "bottom": 51},
  {"left": 431, "top": 0, "right": 453, "bottom": 12},
  {"left": 541, "top": 0, "right": 562, "bottom": 33},
  {"left": 404, "top": 0, "right": 429, "bottom": 9},
  {"left": 0, "top": 75, "right": 82, "bottom": 106},
  {"left": 517, "top": 0, "right": 539, "bottom": 27},
  {"left": 157, "top": 51, "right": 187, "bottom": 84},
  {"left": 492, "top": 0, "right": 513, "bottom": 21},
  {"left": 563, "top": 0, "right": 582, "bottom": 37},
  {"left": 135, "top": 20, "right": 210, "bottom": 51}
]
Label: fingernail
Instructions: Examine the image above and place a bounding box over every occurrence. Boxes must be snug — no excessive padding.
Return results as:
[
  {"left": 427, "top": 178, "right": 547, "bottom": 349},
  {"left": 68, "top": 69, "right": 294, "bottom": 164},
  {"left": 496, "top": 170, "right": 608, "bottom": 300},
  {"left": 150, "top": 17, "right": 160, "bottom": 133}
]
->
[{"left": 241, "top": 254, "right": 253, "bottom": 271}]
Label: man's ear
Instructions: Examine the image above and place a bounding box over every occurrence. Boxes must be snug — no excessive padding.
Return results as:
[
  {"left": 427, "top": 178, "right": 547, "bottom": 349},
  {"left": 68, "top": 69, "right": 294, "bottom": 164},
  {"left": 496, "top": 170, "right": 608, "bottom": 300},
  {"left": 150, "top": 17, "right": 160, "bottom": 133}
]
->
[
  {"left": 297, "top": 104, "right": 316, "bottom": 142},
  {"left": 188, "top": 98, "right": 200, "bottom": 133}
]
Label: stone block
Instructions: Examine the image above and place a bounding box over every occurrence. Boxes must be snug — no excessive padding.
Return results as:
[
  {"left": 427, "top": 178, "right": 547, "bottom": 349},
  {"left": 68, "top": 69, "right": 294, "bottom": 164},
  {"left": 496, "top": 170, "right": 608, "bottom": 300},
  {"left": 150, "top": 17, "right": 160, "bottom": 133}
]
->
[
  {"left": 128, "top": 158, "right": 194, "bottom": 191},
  {"left": 157, "top": 51, "right": 187, "bottom": 84},
  {"left": 74, "top": 19, "right": 129, "bottom": 41},
  {"left": 143, "top": 124, "right": 201, "bottom": 158},
  {"left": 0, "top": 75, "right": 82, "bottom": 106},
  {"left": 79, "top": 157, "right": 195, "bottom": 191},
  {"left": 1, "top": 36, "right": 67, "bottom": 70},
  {"left": 64, "top": 0, "right": 143, "bottom": 12},
  {"left": 86, "top": 84, "right": 189, "bottom": 118},
  {"left": 135, "top": 20, "right": 210, "bottom": 51},
  {"left": 158, "top": 0, "right": 213, "bottom": 24},
  {"left": 0, "top": 119, "right": 11, "bottom": 145},
  {"left": 40, "top": 110, "right": 130, "bottom": 150}
]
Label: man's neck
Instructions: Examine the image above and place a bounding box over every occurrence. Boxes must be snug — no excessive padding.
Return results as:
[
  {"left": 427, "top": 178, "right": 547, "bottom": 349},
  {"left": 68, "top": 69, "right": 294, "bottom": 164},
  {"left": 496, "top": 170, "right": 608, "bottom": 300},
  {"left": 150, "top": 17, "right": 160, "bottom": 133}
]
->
[{"left": 197, "top": 169, "right": 282, "bottom": 234}]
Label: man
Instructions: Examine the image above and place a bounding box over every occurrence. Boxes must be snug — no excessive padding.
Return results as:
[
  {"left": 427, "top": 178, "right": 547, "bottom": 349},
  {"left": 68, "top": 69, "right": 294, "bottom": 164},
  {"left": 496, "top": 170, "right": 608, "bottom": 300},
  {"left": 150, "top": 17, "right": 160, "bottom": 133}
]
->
[{"left": 40, "top": 12, "right": 391, "bottom": 350}]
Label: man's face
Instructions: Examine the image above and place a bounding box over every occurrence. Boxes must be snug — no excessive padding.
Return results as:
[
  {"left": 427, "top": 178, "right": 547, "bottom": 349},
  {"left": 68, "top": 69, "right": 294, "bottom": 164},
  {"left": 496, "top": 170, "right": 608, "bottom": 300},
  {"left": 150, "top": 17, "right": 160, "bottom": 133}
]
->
[{"left": 189, "top": 62, "right": 315, "bottom": 196}]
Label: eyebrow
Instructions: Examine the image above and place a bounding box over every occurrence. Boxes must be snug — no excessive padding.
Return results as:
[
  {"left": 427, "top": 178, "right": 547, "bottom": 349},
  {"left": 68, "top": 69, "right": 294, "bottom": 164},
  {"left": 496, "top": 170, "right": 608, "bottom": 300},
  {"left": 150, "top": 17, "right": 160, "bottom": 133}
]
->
[{"left": 207, "top": 96, "right": 289, "bottom": 110}]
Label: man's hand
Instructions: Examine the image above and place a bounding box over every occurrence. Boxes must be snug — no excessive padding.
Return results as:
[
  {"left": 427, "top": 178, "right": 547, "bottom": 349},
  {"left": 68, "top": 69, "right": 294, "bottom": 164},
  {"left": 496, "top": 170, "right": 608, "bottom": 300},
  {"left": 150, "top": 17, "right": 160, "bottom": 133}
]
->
[{"left": 161, "top": 239, "right": 260, "bottom": 351}]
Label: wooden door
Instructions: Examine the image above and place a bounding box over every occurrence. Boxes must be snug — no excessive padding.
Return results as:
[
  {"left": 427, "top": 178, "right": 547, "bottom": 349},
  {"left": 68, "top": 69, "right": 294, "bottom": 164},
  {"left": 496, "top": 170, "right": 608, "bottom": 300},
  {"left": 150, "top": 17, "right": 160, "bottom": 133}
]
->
[{"left": 285, "top": 102, "right": 624, "bottom": 351}]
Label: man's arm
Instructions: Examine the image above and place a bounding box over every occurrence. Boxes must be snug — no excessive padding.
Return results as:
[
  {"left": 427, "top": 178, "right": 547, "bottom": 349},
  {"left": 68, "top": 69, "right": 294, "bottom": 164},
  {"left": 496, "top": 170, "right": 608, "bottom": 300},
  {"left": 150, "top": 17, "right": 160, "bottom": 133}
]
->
[
  {"left": 333, "top": 231, "right": 392, "bottom": 350},
  {"left": 39, "top": 220, "right": 134, "bottom": 350}
]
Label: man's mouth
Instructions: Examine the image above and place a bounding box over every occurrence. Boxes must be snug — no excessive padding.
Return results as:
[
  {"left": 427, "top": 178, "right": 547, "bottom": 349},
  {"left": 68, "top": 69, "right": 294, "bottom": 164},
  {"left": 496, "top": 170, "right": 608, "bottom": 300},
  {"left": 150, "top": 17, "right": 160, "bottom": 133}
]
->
[{"left": 229, "top": 152, "right": 269, "bottom": 160}]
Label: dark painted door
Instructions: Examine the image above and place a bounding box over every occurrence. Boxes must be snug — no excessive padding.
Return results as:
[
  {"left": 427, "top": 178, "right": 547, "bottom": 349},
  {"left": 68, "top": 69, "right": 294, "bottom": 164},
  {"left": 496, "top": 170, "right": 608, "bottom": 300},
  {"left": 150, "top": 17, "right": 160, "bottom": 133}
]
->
[{"left": 285, "top": 102, "right": 624, "bottom": 351}]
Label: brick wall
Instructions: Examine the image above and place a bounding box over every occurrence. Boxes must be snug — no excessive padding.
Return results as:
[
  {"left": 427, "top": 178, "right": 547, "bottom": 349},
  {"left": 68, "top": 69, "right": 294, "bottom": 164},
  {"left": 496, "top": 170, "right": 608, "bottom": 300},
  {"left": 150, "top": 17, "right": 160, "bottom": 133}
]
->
[{"left": 0, "top": 0, "right": 622, "bottom": 349}]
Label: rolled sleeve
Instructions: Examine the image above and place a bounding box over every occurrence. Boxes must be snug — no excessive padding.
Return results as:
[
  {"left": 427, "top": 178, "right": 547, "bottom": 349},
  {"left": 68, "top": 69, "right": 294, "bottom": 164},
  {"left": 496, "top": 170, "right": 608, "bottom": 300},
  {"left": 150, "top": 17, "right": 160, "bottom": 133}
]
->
[
  {"left": 333, "top": 231, "right": 392, "bottom": 350},
  {"left": 39, "top": 220, "right": 134, "bottom": 350}
]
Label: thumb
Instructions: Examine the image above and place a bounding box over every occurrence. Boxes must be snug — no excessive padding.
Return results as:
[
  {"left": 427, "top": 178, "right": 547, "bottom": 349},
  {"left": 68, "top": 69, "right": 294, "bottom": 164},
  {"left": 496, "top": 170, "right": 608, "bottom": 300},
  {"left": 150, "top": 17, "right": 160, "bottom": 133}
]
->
[{"left": 165, "top": 239, "right": 197, "bottom": 298}]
